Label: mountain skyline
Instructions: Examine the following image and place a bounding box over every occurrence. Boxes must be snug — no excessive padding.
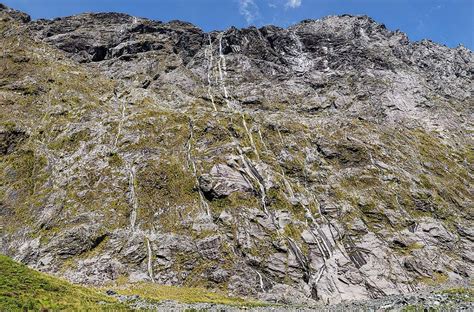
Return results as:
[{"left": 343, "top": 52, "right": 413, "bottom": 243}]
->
[{"left": 3, "top": 0, "right": 473, "bottom": 50}]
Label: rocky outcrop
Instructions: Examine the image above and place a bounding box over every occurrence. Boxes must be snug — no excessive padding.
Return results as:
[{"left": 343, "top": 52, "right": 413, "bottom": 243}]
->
[
  {"left": 0, "top": 4, "right": 30, "bottom": 22},
  {"left": 0, "top": 4, "right": 472, "bottom": 306},
  {"left": 0, "top": 126, "right": 28, "bottom": 155},
  {"left": 199, "top": 164, "right": 253, "bottom": 199}
]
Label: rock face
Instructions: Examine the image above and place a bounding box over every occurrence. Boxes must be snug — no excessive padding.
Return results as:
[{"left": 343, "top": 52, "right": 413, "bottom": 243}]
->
[{"left": 0, "top": 4, "right": 473, "bottom": 305}]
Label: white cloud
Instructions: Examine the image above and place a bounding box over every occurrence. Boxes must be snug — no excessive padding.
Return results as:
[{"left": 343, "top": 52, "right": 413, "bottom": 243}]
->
[
  {"left": 239, "top": 0, "right": 260, "bottom": 24},
  {"left": 238, "top": 0, "right": 301, "bottom": 25},
  {"left": 286, "top": 0, "right": 302, "bottom": 9}
]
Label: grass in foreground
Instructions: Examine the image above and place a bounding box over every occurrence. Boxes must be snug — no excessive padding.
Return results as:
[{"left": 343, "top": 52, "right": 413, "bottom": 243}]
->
[
  {"left": 439, "top": 287, "right": 474, "bottom": 302},
  {"left": 111, "top": 282, "right": 267, "bottom": 307},
  {"left": 0, "top": 255, "right": 128, "bottom": 311}
]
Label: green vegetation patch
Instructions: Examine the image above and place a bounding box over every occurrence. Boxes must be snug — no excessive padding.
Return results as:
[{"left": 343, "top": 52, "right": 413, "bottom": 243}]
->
[
  {"left": 440, "top": 288, "right": 474, "bottom": 302},
  {"left": 0, "top": 254, "right": 127, "bottom": 311},
  {"left": 112, "top": 282, "right": 265, "bottom": 307},
  {"left": 137, "top": 159, "right": 198, "bottom": 231},
  {"left": 417, "top": 272, "right": 449, "bottom": 286}
]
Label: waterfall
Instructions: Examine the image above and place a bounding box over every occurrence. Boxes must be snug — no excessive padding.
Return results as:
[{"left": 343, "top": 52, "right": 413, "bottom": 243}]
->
[
  {"left": 287, "top": 237, "right": 311, "bottom": 276},
  {"left": 113, "top": 89, "right": 126, "bottom": 149},
  {"left": 238, "top": 151, "right": 268, "bottom": 214},
  {"left": 241, "top": 114, "right": 260, "bottom": 160},
  {"left": 217, "top": 33, "right": 231, "bottom": 108},
  {"left": 254, "top": 269, "right": 265, "bottom": 292},
  {"left": 257, "top": 127, "right": 268, "bottom": 152},
  {"left": 205, "top": 34, "right": 217, "bottom": 111},
  {"left": 128, "top": 165, "right": 138, "bottom": 231},
  {"left": 186, "top": 119, "right": 211, "bottom": 216},
  {"left": 145, "top": 237, "right": 155, "bottom": 282},
  {"left": 280, "top": 169, "right": 295, "bottom": 199},
  {"left": 289, "top": 31, "right": 313, "bottom": 73}
]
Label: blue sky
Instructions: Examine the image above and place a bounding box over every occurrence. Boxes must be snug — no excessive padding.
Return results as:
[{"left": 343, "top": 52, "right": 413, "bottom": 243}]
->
[{"left": 3, "top": 0, "right": 473, "bottom": 49}]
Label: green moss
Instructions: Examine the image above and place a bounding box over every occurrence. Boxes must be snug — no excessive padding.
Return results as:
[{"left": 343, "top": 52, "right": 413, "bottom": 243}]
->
[
  {"left": 357, "top": 199, "right": 391, "bottom": 231},
  {"left": 0, "top": 121, "right": 17, "bottom": 130},
  {"left": 185, "top": 260, "right": 218, "bottom": 288},
  {"left": 193, "top": 114, "right": 235, "bottom": 149},
  {"left": 339, "top": 172, "right": 381, "bottom": 190},
  {"left": 333, "top": 186, "right": 393, "bottom": 232},
  {"left": 209, "top": 192, "right": 259, "bottom": 213},
  {"left": 0, "top": 149, "right": 51, "bottom": 230},
  {"left": 108, "top": 152, "right": 123, "bottom": 167},
  {"left": 48, "top": 129, "right": 91, "bottom": 151},
  {"left": 283, "top": 223, "right": 302, "bottom": 242},
  {"left": 137, "top": 159, "right": 197, "bottom": 231},
  {"left": 418, "top": 272, "right": 449, "bottom": 286},
  {"left": 267, "top": 187, "right": 296, "bottom": 215},
  {"left": 393, "top": 242, "right": 424, "bottom": 255},
  {"left": 327, "top": 122, "right": 472, "bottom": 231},
  {"left": 0, "top": 255, "right": 127, "bottom": 311},
  {"left": 8, "top": 150, "right": 42, "bottom": 194}
]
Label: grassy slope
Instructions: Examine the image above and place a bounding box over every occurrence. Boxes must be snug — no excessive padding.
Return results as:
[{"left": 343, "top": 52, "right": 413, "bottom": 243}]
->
[
  {"left": 0, "top": 255, "right": 128, "bottom": 311},
  {"left": 0, "top": 255, "right": 265, "bottom": 310}
]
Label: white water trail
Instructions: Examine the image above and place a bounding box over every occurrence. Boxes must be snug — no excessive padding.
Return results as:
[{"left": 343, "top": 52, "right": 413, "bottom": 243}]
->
[
  {"left": 187, "top": 119, "right": 210, "bottom": 216},
  {"left": 280, "top": 170, "right": 295, "bottom": 198},
  {"left": 241, "top": 114, "right": 260, "bottom": 160},
  {"left": 145, "top": 237, "right": 155, "bottom": 282},
  {"left": 314, "top": 265, "right": 326, "bottom": 284},
  {"left": 277, "top": 128, "right": 284, "bottom": 145},
  {"left": 254, "top": 269, "right": 265, "bottom": 292},
  {"left": 113, "top": 90, "right": 126, "bottom": 149},
  {"left": 128, "top": 165, "right": 138, "bottom": 231},
  {"left": 314, "top": 234, "right": 329, "bottom": 261},
  {"left": 302, "top": 201, "right": 332, "bottom": 259},
  {"left": 287, "top": 237, "right": 309, "bottom": 272},
  {"left": 218, "top": 33, "right": 231, "bottom": 108},
  {"left": 257, "top": 127, "right": 268, "bottom": 152},
  {"left": 290, "top": 31, "right": 313, "bottom": 73},
  {"left": 211, "top": 33, "right": 269, "bottom": 215},
  {"left": 238, "top": 152, "right": 268, "bottom": 214},
  {"left": 206, "top": 34, "right": 217, "bottom": 111}
]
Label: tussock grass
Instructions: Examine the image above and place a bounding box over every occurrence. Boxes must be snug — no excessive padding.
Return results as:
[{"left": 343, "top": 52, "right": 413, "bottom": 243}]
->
[{"left": 0, "top": 255, "right": 127, "bottom": 311}]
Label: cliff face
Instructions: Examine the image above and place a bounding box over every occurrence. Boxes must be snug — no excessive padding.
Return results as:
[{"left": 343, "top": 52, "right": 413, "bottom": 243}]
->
[{"left": 1, "top": 4, "right": 473, "bottom": 304}]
